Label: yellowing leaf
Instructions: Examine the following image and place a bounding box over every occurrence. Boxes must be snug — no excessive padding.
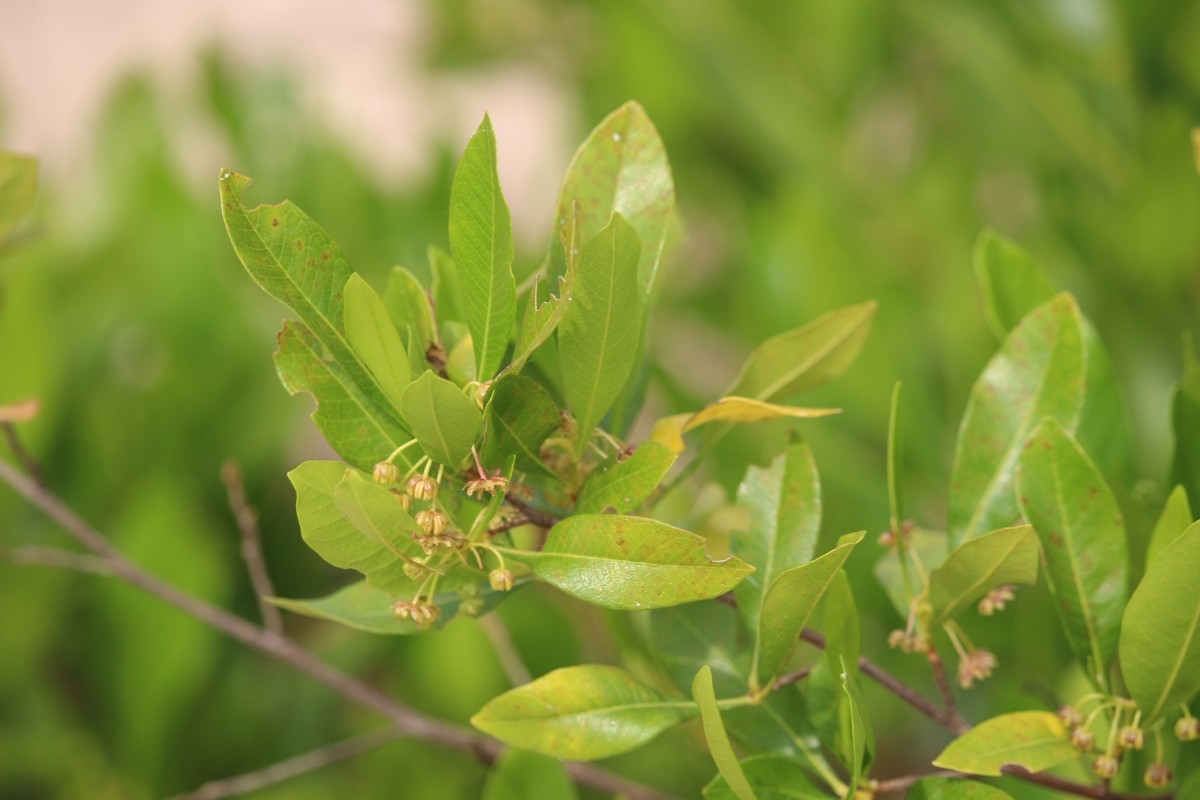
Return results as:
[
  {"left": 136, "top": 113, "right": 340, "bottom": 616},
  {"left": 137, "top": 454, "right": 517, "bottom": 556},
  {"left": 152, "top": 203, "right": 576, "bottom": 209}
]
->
[{"left": 933, "top": 712, "right": 1076, "bottom": 777}]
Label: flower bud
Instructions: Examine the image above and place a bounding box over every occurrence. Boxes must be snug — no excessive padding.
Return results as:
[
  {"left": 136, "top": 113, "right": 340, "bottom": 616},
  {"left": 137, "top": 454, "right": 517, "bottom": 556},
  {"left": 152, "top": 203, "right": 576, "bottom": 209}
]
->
[
  {"left": 373, "top": 461, "right": 400, "bottom": 484},
  {"left": 1091, "top": 755, "right": 1120, "bottom": 780},
  {"left": 1069, "top": 728, "right": 1095, "bottom": 751},
  {"left": 406, "top": 475, "right": 438, "bottom": 501},
  {"left": 402, "top": 561, "right": 426, "bottom": 581},
  {"left": 1057, "top": 705, "right": 1084, "bottom": 728},
  {"left": 1118, "top": 727, "right": 1144, "bottom": 751},
  {"left": 489, "top": 568, "right": 515, "bottom": 592},
  {"left": 415, "top": 508, "right": 449, "bottom": 535},
  {"left": 390, "top": 488, "right": 413, "bottom": 512},
  {"left": 877, "top": 530, "right": 897, "bottom": 548},
  {"left": 1144, "top": 763, "right": 1173, "bottom": 788},
  {"left": 1176, "top": 716, "right": 1200, "bottom": 741}
]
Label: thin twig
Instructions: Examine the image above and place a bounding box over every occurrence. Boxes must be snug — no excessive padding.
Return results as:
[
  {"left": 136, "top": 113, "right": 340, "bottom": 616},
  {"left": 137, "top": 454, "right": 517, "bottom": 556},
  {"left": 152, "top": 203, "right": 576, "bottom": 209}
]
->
[
  {"left": 2, "top": 421, "right": 43, "bottom": 487},
  {"left": 170, "top": 726, "right": 404, "bottom": 800},
  {"left": 5, "top": 544, "right": 115, "bottom": 576},
  {"left": 873, "top": 770, "right": 967, "bottom": 793},
  {"left": 925, "top": 644, "right": 969, "bottom": 734},
  {"left": 220, "top": 460, "right": 283, "bottom": 635},
  {"left": 503, "top": 495, "right": 559, "bottom": 530},
  {"left": 478, "top": 613, "right": 531, "bottom": 686},
  {"left": 0, "top": 457, "right": 679, "bottom": 800},
  {"left": 487, "top": 516, "right": 533, "bottom": 536},
  {"left": 772, "top": 665, "right": 813, "bottom": 690}
]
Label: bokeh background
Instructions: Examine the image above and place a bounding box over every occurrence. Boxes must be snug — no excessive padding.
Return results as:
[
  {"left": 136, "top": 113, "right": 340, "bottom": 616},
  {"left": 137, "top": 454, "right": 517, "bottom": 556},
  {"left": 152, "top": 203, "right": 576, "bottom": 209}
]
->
[{"left": 2, "top": 1, "right": 1199, "bottom": 798}]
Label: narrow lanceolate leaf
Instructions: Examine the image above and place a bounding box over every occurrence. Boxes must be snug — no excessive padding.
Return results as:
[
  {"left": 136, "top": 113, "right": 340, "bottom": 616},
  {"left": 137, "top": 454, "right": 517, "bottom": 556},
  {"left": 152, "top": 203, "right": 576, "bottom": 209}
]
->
[
  {"left": 928, "top": 525, "right": 1039, "bottom": 626},
  {"left": 973, "top": 230, "right": 1055, "bottom": 340},
  {"left": 1145, "top": 485, "right": 1192, "bottom": 568},
  {"left": 734, "top": 434, "right": 822, "bottom": 637},
  {"left": 383, "top": 266, "right": 436, "bottom": 350},
  {"left": 554, "top": 101, "right": 676, "bottom": 300},
  {"left": 906, "top": 777, "right": 1013, "bottom": 800},
  {"left": 693, "top": 666, "right": 758, "bottom": 800},
  {"left": 1018, "top": 418, "right": 1128, "bottom": 689},
  {"left": 653, "top": 398, "right": 841, "bottom": 453},
  {"left": 727, "top": 302, "right": 876, "bottom": 403},
  {"left": 0, "top": 151, "right": 37, "bottom": 245},
  {"left": 449, "top": 114, "right": 516, "bottom": 379},
  {"left": 887, "top": 382, "right": 905, "bottom": 527},
  {"left": 1119, "top": 521, "right": 1200, "bottom": 722},
  {"left": 470, "top": 664, "right": 696, "bottom": 760},
  {"left": 507, "top": 515, "right": 753, "bottom": 610},
  {"left": 948, "top": 293, "right": 1085, "bottom": 547},
  {"left": 275, "top": 321, "right": 417, "bottom": 471},
  {"left": 400, "top": 371, "right": 483, "bottom": 467},
  {"left": 558, "top": 213, "right": 642, "bottom": 453},
  {"left": 933, "top": 712, "right": 1076, "bottom": 777},
  {"left": 575, "top": 441, "right": 676, "bottom": 513},
  {"left": 482, "top": 749, "right": 580, "bottom": 800},
  {"left": 332, "top": 469, "right": 424, "bottom": 557},
  {"left": 703, "top": 755, "right": 829, "bottom": 800},
  {"left": 343, "top": 274, "right": 410, "bottom": 409},
  {"left": 838, "top": 656, "right": 869, "bottom": 796},
  {"left": 270, "top": 577, "right": 508, "bottom": 636},
  {"left": 289, "top": 461, "right": 411, "bottom": 593},
  {"left": 480, "top": 374, "right": 559, "bottom": 478},
  {"left": 754, "top": 532, "right": 864, "bottom": 689},
  {"left": 219, "top": 171, "right": 405, "bottom": 434}
]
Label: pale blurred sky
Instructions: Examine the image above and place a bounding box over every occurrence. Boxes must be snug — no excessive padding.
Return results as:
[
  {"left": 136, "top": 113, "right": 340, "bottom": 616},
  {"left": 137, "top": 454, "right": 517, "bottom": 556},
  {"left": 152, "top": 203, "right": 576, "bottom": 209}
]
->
[{"left": 0, "top": 0, "right": 574, "bottom": 240}]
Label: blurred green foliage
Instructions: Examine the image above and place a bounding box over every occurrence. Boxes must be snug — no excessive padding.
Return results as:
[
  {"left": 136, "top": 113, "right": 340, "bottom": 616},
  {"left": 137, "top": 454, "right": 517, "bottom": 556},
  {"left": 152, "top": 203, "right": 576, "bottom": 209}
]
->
[{"left": 1, "top": 1, "right": 1198, "bottom": 797}]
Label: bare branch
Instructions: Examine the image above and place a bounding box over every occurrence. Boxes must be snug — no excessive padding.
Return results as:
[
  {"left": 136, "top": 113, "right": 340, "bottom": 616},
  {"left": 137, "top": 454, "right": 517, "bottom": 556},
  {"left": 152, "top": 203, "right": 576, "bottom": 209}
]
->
[
  {"left": 220, "top": 459, "right": 283, "bottom": 635},
  {"left": 771, "top": 665, "right": 813, "bottom": 690},
  {"left": 5, "top": 544, "right": 115, "bottom": 576},
  {"left": 2, "top": 420, "right": 44, "bottom": 487},
  {"left": 872, "top": 770, "right": 967, "bottom": 793},
  {"left": 503, "top": 495, "right": 559, "bottom": 529},
  {"left": 478, "top": 613, "right": 531, "bottom": 686},
  {"left": 925, "top": 643, "right": 970, "bottom": 734}
]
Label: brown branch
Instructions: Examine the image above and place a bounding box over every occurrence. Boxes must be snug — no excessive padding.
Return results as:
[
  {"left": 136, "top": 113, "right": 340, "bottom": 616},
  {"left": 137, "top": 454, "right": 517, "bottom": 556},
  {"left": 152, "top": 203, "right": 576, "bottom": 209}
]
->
[
  {"left": 169, "top": 726, "right": 405, "bottom": 800},
  {"left": 2, "top": 421, "right": 44, "bottom": 487},
  {"left": 772, "top": 665, "right": 813, "bottom": 690},
  {"left": 220, "top": 460, "right": 284, "bottom": 635},
  {"left": 504, "top": 495, "right": 560, "bottom": 530},
  {"left": 0, "top": 457, "right": 679, "bottom": 800},
  {"left": 478, "top": 613, "right": 531, "bottom": 686},
  {"left": 5, "top": 544, "right": 115, "bottom": 576},
  {"left": 925, "top": 644, "right": 970, "bottom": 735},
  {"left": 872, "top": 770, "right": 967, "bottom": 793}
]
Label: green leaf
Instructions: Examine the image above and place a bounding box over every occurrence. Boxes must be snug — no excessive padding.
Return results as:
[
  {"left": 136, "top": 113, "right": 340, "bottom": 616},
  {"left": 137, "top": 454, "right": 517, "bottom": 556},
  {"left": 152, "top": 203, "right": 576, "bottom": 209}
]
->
[
  {"left": 274, "top": 321, "right": 417, "bottom": 471},
  {"left": 948, "top": 293, "right": 1085, "bottom": 547},
  {"left": 430, "top": 245, "right": 466, "bottom": 327},
  {"left": 754, "top": 532, "right": 864, "bottom": 689},
  {"left": 509, "top": 274, "right": 571, "bottom": 375},
  {"left": 332, "top": 469, "right": 424, "bottom": 557},
  {"left": 270, "top": 577, "right": 508, "bottom": 635},
  {"left": 906, "top": 777, "right": 1014, "bottom": 800},
  {"left": 1171, "top": 335, "right": 1200, "bottom": 511},
  {"left": 507, "top": 515, "right": 753, "bottom": 610},
  {"left": 837, "top": 656, "right": 869, "bottom": 796},
  {"left": 933, "top": 711, "right": 1076, "bottom": 777},
  {"left": 554, "top": 101, "right": 676, "bottom": 301},
  {"left": 0, "top": 151, "right": 37, "bottom": 245},
  {"left": 449, "top": 114, "right": 516, "bottom": 380},
  {"left": 822, "top": 571, "right": 861, "bottom": 674},
  {"left": 383, "top": 265, "right": 436, "bottom": 351},
  {"left": 1018, "top": 418, "right": 1128, "bottom": 688},
  {"left": 288, "top": 461, "right": 412, "bottom": 592},
  {"left": 693, "top": 666, "right": 758, "bottom": 800},
  {"left": 703, "top": 755, "right": 829, "bottom": 800},
  {"left": 927, "top": 525, "right": 1039, "bottom": 626},
  {"left": 480, "top": 374, "right": 560, "bottom": 478},
  {"left": 343, "top": 274, "right": 410, "bottom": 409},
  {"left": 734, "top": 434, "right": 822, "bottom": 637},
  {"left": 575, "top": 441, "right": 676, "bottom": 513},
  {"left": 482, "top": 749, "right": 579, "bottom": 800},
  {"left": 874, "top": 527, "right": 945, "bottom": 618},
  {"left": 470, "top": 664, "right": 696, "bottom": 760},
  {"left": 726, "top": 302, "right": 876, "bottom": 403},
  {"left": 401, "top": 371, "right": 483, "bottom": 467},
  {"left": 973, "top": 230, "right": 1055, "bottom": 339},
  {"left": 558, "top": 213, "right": 642, "bottom": 453},
  {"left": 1119, "top": 521, "right": 1200, "bottom": 722},
  {"left": 219, "top": 171, "right": 405, "bottom": 440},
  {"left": 1145, "top": 485, "right": 1193, "bottom": 568}
]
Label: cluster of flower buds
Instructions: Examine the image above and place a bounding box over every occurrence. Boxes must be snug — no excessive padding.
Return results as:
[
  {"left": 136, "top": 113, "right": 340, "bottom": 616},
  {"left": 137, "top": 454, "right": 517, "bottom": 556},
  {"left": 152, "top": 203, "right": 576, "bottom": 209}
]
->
[
  {"left": 393, "top": 599, "right": 441, "bottom": 630},
  {"left": 977, "top": 585, "right": 1016, "bottom": 616},
  {"left": 956, "top": 649, "right": 997, "bottom": 689},
  {"left": 416, "top": 532, "right": 466, "bottom": 555},
  {"left": 886, "top": 630, "right": 925, "bottom": 654}
]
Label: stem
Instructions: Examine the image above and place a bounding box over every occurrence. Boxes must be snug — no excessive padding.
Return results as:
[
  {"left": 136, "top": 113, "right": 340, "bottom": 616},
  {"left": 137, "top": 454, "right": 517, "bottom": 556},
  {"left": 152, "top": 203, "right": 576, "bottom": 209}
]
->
[
  {"left": 478, "top": 613, "right": 531, "bottom": 686},
  {"left": 221, "top": 460, "right": 284, "bottom": 636}
]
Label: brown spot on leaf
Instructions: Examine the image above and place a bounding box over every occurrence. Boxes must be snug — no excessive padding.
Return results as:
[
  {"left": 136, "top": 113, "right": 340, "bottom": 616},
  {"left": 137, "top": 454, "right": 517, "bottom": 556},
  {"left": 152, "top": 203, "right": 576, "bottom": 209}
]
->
[
  {"left": 295, "top": 240, "right": 304, "bottom": 251},
  {"left": 321, "top": 252, "right": 331, "bottom": 261},
  {"left": 271, "top": 218, "right": 280, "bottom": 227},
  {"left": 1049, "top": 532, "right": 1064, "bottom": 548}
]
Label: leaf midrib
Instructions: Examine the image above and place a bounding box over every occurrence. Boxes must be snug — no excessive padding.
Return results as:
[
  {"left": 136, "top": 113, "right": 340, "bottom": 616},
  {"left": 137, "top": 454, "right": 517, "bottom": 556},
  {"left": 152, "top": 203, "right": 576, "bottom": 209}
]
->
[
  {"left": 575, "top": 225, "right": 621, "bottom": 448},
  {"left": 934, "top": 531, "right": 1027, "bottom": 623},
  {"left": 1148, "top": 588, "right": 1200, "bottom": 720},
  {"left": 751, "top": 309, "right": 868, "bottom": 402}
]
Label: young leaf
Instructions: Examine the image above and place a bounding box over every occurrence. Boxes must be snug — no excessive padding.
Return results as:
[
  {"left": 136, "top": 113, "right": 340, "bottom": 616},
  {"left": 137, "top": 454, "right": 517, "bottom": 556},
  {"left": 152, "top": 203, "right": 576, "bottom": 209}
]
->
[
  {"left": 470, "top": 664, "right": 696, "bottom": 760},
  {"left": 1145, "top": 484, "right": 1192, "bottom": 568},
  {"left": 932, "top": 711, "right": 1076, "bottom": 777},
  {"left": 332, "top": 469, "right": 424, "bottom": 557},
  {"left": 837, "top": 656, "right": 869, "bottom": 796},
  {"left": 1119, "top": 521, "right": 1200, "bottom": 723},
  {"left": 558, "top": 213, "right": 642, "bottom": 454},
  {"left": 429, "top": 245, "right": 466, "bottom": 325},
  {"left": 401, "top": 371, "right": 483, "bottom": 467},
  {"left": 726, "top": 302, "right": 876, "bottom": 402},
  {"left": 927, "top": 525, "right": 1039, "bottom": 626},
  {"left": 906, "top": 777, "right": 1013, "bottom": 800},
  {"left": 0, "top": 151, "right": 37, "bottom": 245},
  {"left": 693, "top": 666, "right": 758, "bottom": 800},
  {"left": 289, "top": 461, "right": 413, "bottom": 593},
  {"left": 480, "top": 374, "right": 560, "bottom": 478},
  {"left": 734, "top": 434, "right": 822, "bottom": 636},
  {"left": 219, "top": 171, "right": 405, "bottom": 439},
  {"left": 553, "top": 101, "right": 676, "bottom": 300},
  {"left": 343, "top": 274, "right": 410, "bottom": 409},
  {"left": 653, "top": 399, "right": 841, "bottom": 453},
  {"left": 948, "top": 293, "right": 1086, "bottom": 547},
  {"left": 703, "top": 755, "right": 828, "bottom": 800},
  {"left": 383, "top": 265, "right": 436, "bottom": 350},
  {"left": 506, "top": 515, "right": 753, "bottom": 610},
  {"left": 575, "top": 441, "right": 676, "bottom": 513},
  {"left": 972, "top": 230, "right": 1055, "bottom": 339},
  {"left": 449, "top": 114, "right": 516, "bottom": 380},
  {"left": 482, "top": 748, "right": 580, "bottom": 800},
  {"left": 1018, "top": 418, "right": 1128, "bottom": 688},
  {"left": 275, "top": 321, "right": 417, "bottom": 471},
  {"left": 754, "top": 532, "right": 864, "bottom": 689}
]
